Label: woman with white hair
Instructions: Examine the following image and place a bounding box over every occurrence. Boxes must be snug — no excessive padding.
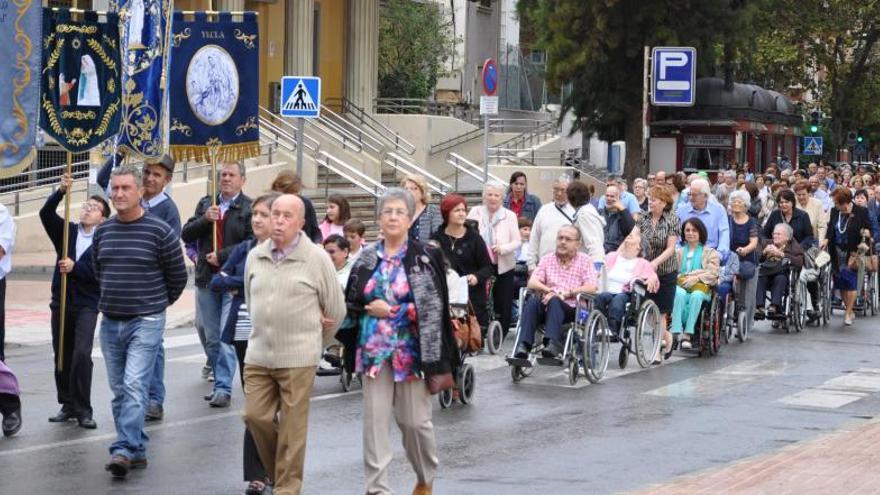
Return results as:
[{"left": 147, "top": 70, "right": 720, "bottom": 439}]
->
[
  {"left": 633, "top": 178, "right": 649, "bottom": 212},
  {"left": 726, "top": 190, "right": 760, "bottom": 334},
  {"left": 468, "top": 181, "right": 521, "bottom": 337},
  {"left": 755, "top": 222, "right": 804, "bottom": 319}
]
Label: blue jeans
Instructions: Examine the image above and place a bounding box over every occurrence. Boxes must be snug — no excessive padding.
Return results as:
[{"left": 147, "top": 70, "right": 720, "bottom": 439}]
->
[
  {"left": 147, "top": 344, "right": 165, "bottom": 408},
  {"left": 196, "top": 287, "right": 235, "bottom": 396},
  {"left": 100, "top": 312, "right": 166, "bottom": 460},
  {"left": 593, "top": 292, "right": 629, "bottom": 335},
  {"left": 516, "top": 296, "right": 575, "bottom": 347}
]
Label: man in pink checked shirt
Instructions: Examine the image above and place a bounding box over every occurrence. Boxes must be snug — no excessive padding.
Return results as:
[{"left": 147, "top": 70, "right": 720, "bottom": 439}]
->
[{"left": 512, "top": 225, "right": 598, "bottom": 360}]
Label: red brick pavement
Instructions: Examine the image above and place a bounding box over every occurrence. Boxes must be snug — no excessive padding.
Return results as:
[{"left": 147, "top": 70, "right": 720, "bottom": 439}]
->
[{"left": 631, "top": 419, "right": 880, "bottom": 494}]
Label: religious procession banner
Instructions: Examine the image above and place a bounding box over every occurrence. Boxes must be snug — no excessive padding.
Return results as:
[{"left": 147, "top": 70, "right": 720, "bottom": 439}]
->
[
  {"left": 168, "top": 11, "right": 260, "bottom": 163},
  {"left": 112, "top": 0, "right": 173, "bottom": 159},
  {"left": 0, "top": 0, "right": 41, "bottom": 177},
  {"left": 39, "top": 9, "right": 122, "bottom": 153}
]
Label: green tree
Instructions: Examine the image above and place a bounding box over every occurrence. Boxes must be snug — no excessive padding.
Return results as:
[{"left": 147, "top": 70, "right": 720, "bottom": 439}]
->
[
  {"left": 378, "top": 0, "right": 457, "bottom": 100},
  {"left": 518, "top": 0, "right": 747, "bottom": 180}
]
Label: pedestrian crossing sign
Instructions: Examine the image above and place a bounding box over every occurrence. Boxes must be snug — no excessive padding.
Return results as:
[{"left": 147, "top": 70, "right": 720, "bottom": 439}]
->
[
  {"left": 280, "top": 76, "right": 321, "bottom": 118},
  {"left": 803, "top": 136, "right": 823, "bottom": 156}
]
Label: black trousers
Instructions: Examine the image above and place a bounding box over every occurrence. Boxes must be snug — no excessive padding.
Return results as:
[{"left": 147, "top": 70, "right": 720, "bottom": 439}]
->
[
  {"left": 0, "top": 393, "right": 19, "bottom": 416},
  {"left": 0, "top": 278, "right": 6, "bottom": 362},
  {"left": 51, "top": 306, "right": 98, "bottom": 417},
  {"left": 234, "top": 340, "right": 267, "bottom": 482},
  {"left": 493, "top": 268, "right": 515, "bottom": 336}
]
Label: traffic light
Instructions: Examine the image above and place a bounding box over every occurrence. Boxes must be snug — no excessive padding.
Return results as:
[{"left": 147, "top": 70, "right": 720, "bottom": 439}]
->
[
  {"left": 857, "top": 129, "right": 864, "bottom": 143},
  {"left": 809, "top": 111, "right": 820, "bottom": 134}
]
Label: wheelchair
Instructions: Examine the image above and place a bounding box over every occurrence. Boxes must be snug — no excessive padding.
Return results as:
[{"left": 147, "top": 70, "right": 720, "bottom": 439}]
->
[
  {"left": 675, "top": 286, "right": 723, "bottom": 357},
  {"left": 854, "top": 252, "right": 878, "bottom": 317},
  {"left": 483, "top": 277, "right": 506, "bottom": 355},
  {"left": 438, "top": 305, "right": 477, "bottom": 408},
  {"left": 755, "top": 259, "right": 806, "bottom": 333},
  {"left": 317, "top": 345, "right": 358, "bottom": 392},
  {"left": 721, "top": 275, "right": 750, "bottom": 344},
  {"left": 505, "top": 288, "right": 606, "bottom": 385}
]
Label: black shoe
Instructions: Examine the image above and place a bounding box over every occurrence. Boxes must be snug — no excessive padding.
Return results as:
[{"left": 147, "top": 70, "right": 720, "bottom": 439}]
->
[
  {"left": 2, "top": 410, "right": 21, "bottom": 437},
  {"left": 541, "top": 340, "right": 563, "bottom": 359},
  {"left": 105, "top": 455, "right": 130, "bottom": 478},
  {"left": 48, "top": 409, "right": 75, "bottom": 423},
  {"left": 806, "top": 311, "right": 820, "bottom": 324},
  {"left": 514, "top": 342, "right": 531, "bottom": 359},
  {"left": 322, "top": 351, "right": 342, "bottom": 368},
  {"left": 754, "top": 308, "right": 765, "bottom": 321},
  {"left": 77, "top": 415, "right": 97, "bottom": 429},
  {"left": 144, "top": 404, "right": 163, "bottom": 422},
  {"left": 203, "top": 392, "right": 214, "bottom": 401},
  {"left": 209, "top": 393, "right": 231, "bottom": 408}
]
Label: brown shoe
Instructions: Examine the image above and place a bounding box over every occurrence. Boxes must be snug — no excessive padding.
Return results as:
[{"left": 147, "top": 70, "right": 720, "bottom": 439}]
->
[
  {"left": 412, "top": 484, "right": 432, "bottom": 495},
  {"left": 104, "top": 455, "right": 130, "bottom": 478}
]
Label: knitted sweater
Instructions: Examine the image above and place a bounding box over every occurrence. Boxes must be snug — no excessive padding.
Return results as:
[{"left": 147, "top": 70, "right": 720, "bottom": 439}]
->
[{"left": 244, "top": 235, "right": 346, "bottom": 369}]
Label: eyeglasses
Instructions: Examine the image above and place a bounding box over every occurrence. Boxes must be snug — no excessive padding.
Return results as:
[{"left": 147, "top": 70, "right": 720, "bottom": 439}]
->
[
  {"left": 81, "top": 202, "right": 102, "bottom": 212},
  {"left": 557, "top": 235, "right": 577, "bottom": 242},
  {"left": 380, "top": 208, "right": 409, "bottom": 218}
]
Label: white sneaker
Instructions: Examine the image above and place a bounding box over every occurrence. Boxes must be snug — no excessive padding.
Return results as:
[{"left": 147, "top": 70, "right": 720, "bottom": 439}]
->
[
  {"left": 318, "top": 358, "right": 334, "bottom": 370},
  {"left": 681, "top": 340, "right": 692, "bottom": 350},
  {"left": 844, "top": 314, "right": 854, "bottom": 326}
]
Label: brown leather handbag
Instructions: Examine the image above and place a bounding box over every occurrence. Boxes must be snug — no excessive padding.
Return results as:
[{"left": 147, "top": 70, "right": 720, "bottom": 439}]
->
[
  {"left": 426, "top": 372, "right": 454, "bottom": 395},
  {"left": 451, "top": 303, "right": 482, "bottom": 353}
]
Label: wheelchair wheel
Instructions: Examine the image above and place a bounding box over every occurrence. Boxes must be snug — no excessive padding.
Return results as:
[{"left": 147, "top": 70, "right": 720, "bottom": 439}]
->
[
  {"left": 567, "top": 357, "right": 579, "bottom": 385},
  {"left": 722, "top": 296, "right": 733, "bottom": 344},
  {"left": 871, "top": 272, "right": 878, "bottom": 316},
  {"left": 458, "top": 363, "right": 475, "bottom": 405},
  {"left": 634, "top": 299, "right": 663, "bottom": 368},
  {"left": 793, "top": 281, "right": 807, "bottom": 332},
  {"left": 618, "top": 345, "right": 629, "bottom": 369},
  {"left": 583, "top": 311, "right": 610, "bottom": 384},
  {"left": 821, "top": 268, "right": 832, "bottom": 325},
  {"left": 340, "top": 369, "right": 354, "bottom": 392},
  {"left": 438, "top": 388, "right": 453, "bottom": 409},
  {"left": 709, "top": 295, "right": 721, "bottom": 355},
  {"left": 737, "top": 309, "right": 748, "bottom": 343},
  {"left": 486, "top": 321, "right": 504, "bottom": 355}
]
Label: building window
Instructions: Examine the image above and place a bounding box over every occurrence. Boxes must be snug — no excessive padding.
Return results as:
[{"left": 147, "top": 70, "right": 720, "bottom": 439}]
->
[
  {"left": 683, "top": 147, "right": 734, "bottom": 171},
  {"left": 529, "top": 50, "right": 546, "bottom": 65}
]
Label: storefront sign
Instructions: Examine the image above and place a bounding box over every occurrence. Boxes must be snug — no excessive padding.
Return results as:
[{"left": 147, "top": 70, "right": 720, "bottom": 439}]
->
[{"left": 684, "top": 134, "right": 733, "bottom": 147}]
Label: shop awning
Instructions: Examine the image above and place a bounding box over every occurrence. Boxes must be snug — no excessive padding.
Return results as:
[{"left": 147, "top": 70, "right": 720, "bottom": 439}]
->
[{"left": 651, "top": 119, "right": 739, "bottom": 128}]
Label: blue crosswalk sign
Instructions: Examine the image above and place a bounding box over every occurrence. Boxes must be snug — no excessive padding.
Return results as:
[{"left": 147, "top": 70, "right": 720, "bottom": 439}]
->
[
  {"left": 280, "top": 76, "right": 321, "bottom": 118},
  {"left": 803, "top": 136, "right": 823, "bottom": 156}
]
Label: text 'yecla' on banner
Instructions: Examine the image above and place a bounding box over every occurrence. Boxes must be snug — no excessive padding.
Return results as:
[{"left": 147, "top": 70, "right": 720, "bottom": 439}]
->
[{"left": 168, "top": 11, "right": 260, "bottom": 163}]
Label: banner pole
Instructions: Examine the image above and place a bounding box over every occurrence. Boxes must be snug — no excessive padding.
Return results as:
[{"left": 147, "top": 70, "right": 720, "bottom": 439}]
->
[
  {"left": 57, "top": 151, "right": 73, "bottom": 372},
  {"left": 211, "top": 146, "right": 218, "bottom": 254}
]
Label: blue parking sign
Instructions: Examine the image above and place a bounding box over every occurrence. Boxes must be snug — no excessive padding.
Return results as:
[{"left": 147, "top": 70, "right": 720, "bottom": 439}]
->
[
  {"left": 280, "top": 76, "right": 321, "bottom": 118},
  {"left": 651, "top": 47, "right": 696, "bottom": 107}
]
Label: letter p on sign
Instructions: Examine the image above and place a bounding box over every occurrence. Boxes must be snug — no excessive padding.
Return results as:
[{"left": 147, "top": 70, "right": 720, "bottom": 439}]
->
[{"left": 651, "top": 47, "right": 696, "bottom": 107}]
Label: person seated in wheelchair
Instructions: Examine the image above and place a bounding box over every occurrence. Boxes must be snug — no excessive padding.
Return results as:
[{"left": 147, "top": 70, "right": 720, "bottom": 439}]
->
[
  {"left": 512, "top": 225, "right": 598, "bottom": 360},
  {"left": 755, "top": 223, "right": 804, "bottom": 319},
  {"left": 592, "top": 227, "right": 659, "bottom": 340},
  {"left": 671, "top": 218, "right": 720, "bottom": 349}
]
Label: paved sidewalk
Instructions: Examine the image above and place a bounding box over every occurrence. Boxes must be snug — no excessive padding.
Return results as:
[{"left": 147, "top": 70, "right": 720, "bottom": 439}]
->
[
  {"left": 5, "top": 251, "right": 196, "bottom": 348},
  {"left": 632, "top": 418, "right": 880, "bottom": 494}
]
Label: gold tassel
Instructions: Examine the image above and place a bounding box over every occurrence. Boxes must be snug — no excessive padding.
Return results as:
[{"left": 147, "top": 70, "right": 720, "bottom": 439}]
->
[{"left": 169, "top": 141, "right": 261, "bottom": 164}]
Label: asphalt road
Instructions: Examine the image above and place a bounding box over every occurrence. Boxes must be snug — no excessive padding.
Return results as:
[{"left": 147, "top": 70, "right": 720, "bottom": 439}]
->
[{"left": 1, "top": 314, "right": 879, "bottom": 494}]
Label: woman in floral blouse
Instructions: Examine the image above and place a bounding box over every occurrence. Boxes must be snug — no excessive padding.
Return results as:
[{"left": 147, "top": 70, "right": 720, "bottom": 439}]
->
[{"left": 339, "top": 188, "right": 457, "bottom": 495}]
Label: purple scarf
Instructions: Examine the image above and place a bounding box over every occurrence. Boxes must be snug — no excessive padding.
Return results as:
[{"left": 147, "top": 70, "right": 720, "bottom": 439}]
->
[{"left": 0, "top": 360, "right": 20, "bottom": 396}]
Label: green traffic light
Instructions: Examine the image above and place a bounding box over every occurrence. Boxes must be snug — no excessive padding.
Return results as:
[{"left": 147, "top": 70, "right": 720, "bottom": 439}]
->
[
  {"left": 810, "top": 125, "right": 818, "bottom": 133},
  {"left": 857, "top": 136, "right": 864, "bottom": 143}
]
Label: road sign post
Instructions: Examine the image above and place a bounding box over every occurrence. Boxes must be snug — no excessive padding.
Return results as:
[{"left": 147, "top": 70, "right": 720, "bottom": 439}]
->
[
  {"left": 481, "top": 59, "right": 499, "bottom": 182},
  {"left": 651, "top": 47, "right": 696, "bottom": 107},
  {"left": 281, "top": 76, "right": 322, "bottom": 175}
]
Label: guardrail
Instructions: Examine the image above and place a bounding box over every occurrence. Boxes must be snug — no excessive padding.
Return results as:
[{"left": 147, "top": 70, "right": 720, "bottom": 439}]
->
[
  {"left": 382, "top": 152, "right": 452, "bottom": 195},
  {"left": 429, "top": 118, "right": 556, "bottom": 156},
  {"left": 374, "top": 98, "right": 480, "bottom": 124},
  {"left": 316, "top": 151, "right": 386, "bottom": 200},
  {"left": 446, "top": 152, "right": 503, "bottom": 191},
  {"left": 490, "top": 119, "right": 557, "bottom": 152},
  {"left": 327, "top": 97, "right": 416, "bottom": 155},
  {"left": 319, "top": 104, "right": 384, "bottom": 156}
]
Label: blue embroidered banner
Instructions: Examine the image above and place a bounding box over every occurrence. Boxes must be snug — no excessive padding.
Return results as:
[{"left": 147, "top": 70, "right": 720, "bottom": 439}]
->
[
  {"left": 0, "top": 0, "right": 41, "bottom": 177},
  {"left": 168, "top": 11, "right": 260, "bottom": 163},
  {"left": 112, "top": 0, "right": 172, "bottom": 159},
  {"left": 39, "top": 9, "right": 122, "bottom": 153}
]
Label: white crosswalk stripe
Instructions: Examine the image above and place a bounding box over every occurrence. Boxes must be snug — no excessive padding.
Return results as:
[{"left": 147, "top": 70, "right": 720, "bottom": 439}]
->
[
  {"left": 644, "top": 360, "right": 790, "bottom": 398},
  {"left": 778, "top": 368, "right": 880, "bottom": 409}
]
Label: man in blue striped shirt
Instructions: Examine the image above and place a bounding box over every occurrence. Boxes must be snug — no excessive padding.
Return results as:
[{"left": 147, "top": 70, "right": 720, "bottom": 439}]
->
[{"left": 93, "top": 165, "right": 187, "bottom": 479}]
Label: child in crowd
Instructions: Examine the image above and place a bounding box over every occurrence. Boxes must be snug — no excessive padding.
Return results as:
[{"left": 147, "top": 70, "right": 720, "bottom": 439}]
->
[
  {"left": 512, "top": 217, "right": 532, "bottom": 324},
  {"left": 319, "top": 194, "right": 351, "bottom": 240},
  {"left": 343, "top": 218, "right": 366, "bottom": 262}
]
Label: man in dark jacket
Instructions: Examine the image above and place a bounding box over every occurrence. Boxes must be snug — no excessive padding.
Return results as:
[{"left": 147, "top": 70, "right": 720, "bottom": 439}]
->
[
  {"left": 39, "top": 173, "right": 109, "bottom": 429},
  {"left": 98, "top": 153, "right": 181, "bottom": 421},
  {"left": 182, "top": 161, "right": 253, "bottom": 408},
  {"left": 601, "top": 185, "right": 635, "bottom": 253}
]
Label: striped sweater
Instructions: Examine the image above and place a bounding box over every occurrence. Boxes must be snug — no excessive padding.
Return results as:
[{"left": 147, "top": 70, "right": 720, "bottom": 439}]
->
[{"left": 92, "top": 212, "right": 188, "bottom": 318}]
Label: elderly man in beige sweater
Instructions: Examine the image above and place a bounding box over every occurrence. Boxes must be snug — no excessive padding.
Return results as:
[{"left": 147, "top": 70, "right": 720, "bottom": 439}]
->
[{"left": 243, "top": 194, "right": 346, "bottom": 495}]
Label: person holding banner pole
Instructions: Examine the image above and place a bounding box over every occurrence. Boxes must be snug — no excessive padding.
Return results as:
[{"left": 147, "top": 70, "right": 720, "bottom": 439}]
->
[
  {"left": 0, "top": 203, "right": 15, "bottom": 362},
  {"left": 40, "top": 173, "right": 109, "bottom": 429},
  {"left": 182, "top": 161, "right": 252, "bottom": 408}
]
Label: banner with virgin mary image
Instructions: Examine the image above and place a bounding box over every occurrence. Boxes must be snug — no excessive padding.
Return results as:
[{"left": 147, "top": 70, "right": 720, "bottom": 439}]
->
[
  {"left": 39, "top": 9, "right": 122, "bottom": 153},
  {"left": 0, "top": 0, "right": 41, "bottom": 177},
  {"left": 168, "top": 11, "right": 260, "bottom": 163},
  {"left": 112, "top": 0, "right": 173, "bottom": 159}
]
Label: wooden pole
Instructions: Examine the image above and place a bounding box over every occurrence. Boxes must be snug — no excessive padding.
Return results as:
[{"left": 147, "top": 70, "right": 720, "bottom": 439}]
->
[
  {"left": 57, "top": 151, "right": 73, "bottom": 372},
  {"left": 211, "top": 147, "right": 218, "bottom": 253}
]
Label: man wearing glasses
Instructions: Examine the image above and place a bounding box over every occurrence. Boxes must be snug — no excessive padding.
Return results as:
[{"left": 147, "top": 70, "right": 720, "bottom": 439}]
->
[{"left": 40, "top": 173, "right": 111, "bottom": 429}]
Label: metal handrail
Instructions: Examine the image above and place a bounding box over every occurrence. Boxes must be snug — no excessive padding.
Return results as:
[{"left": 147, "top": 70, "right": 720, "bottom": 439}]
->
[
  {"left": 319, "top": 104, "right": 385, "bottom": 155},
  {"left": 259, "top": 105, "right": 363, "bottom": 154},
  {"left": 259, "top": 106, "right": 320, "bottom": 153},
  {"left": 383, "top": 152, "right": 452, "bottom": 195},
  {"left": 327, "top": 97, "right": 416, "bottom": 155},
  {"left": 315, "top": 151, "right": 386, "bottom": 198},
  {"left": 429, "top": 127, "right": 485, "bottom": 156},
  {"left": 446, "top": 152, "right": 502, "bottom": 191}
]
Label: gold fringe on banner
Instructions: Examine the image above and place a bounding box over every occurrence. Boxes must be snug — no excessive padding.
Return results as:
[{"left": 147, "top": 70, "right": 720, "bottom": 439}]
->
[{"left": 169, "top": 141, "right": 261, "bottom": 164}]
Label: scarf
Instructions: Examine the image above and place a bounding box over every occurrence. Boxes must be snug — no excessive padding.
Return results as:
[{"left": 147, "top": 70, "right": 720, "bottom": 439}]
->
[
  {"left": 478, "top": 206, "right": 503, "bottom": 263},
  {"left": 680, "top": 243, "right": 704, "bottom": 274}
]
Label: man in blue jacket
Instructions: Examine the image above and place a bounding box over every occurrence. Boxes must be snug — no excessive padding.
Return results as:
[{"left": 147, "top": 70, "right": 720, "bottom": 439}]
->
[
  {"left": 40, "top": 174, "right": 110, "bottom": 429},
  {"left": 97, "top": 153, "right": 181, "bottom": 421}
]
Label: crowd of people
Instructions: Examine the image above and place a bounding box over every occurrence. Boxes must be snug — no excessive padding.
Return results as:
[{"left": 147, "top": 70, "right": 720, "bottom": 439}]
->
[{"left": 0, "top": 151, "right": 878, "bottom": 495}]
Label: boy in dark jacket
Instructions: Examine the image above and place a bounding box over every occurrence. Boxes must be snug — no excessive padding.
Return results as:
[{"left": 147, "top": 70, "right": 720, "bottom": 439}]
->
[{"left": 40, "top": 174, "right": 109, "bottom": 429}]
